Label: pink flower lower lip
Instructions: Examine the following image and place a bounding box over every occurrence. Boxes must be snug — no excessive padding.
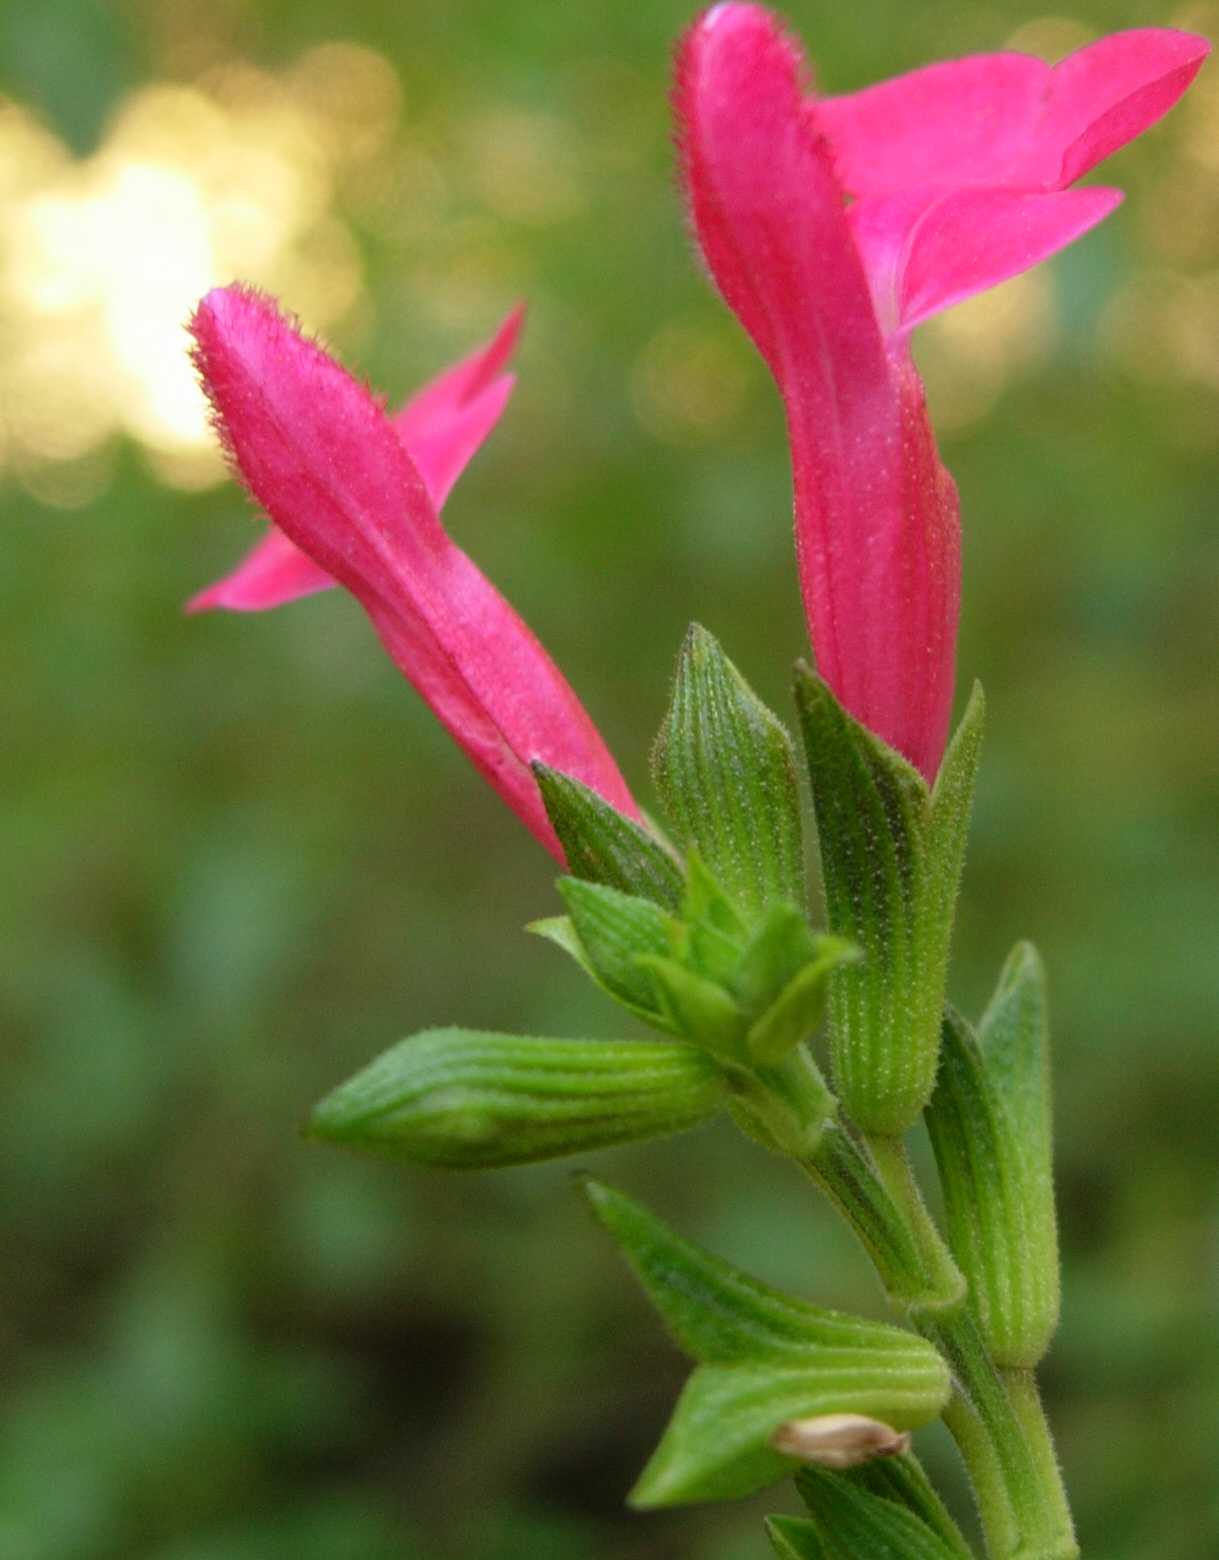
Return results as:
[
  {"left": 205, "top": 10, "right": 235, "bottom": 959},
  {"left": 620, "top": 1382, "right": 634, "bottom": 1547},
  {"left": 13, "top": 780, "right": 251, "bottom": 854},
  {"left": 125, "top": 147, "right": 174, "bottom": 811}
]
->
[
  {"left": 675, "top": 3, "right": 1207, "bottom": 781},
  {"left": 188, "top": 285, "right": 637, "bottom": 859}
]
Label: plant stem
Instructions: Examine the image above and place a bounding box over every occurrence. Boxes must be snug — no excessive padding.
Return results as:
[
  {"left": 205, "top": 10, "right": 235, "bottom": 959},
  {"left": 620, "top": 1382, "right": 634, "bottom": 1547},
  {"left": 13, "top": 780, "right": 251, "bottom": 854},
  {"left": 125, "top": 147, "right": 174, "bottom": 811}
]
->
[
  {"left": 864, "top": 1133, "right": 965, "bottom": 1312},
  {"left": 799, "top": 1120, "right": 1075, "bottom": 1559},
  {"left": 942, "top": 1390, "right": 1016, "bottom": 1559},
  {"left": 1001, "top": 1369, "right": 1077, "bottom": 1559}
]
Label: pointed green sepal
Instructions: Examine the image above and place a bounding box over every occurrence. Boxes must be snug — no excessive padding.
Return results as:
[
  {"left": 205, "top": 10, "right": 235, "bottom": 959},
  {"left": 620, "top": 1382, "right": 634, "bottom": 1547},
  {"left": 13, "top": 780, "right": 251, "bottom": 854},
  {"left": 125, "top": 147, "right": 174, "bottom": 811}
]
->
[
  {"left": 638, "top": 955, "right": 748, "bottom": 1056},
  {"left": 793, "top": 1467, "right": 969, "bottom": 1559},
  {"left": 734, "top": 903, "right": 821, "bottom": 1013},
  {"left": 653, "top": 625, "right": 805, "bottom": 922},
  {"left": 527, "top": 914, "right": 676, "bottom": 1031},
  {"left": 747, "top": 935, "right": 860, "bottom": 1066},
  {"left": 676, "top": 852, "right": 750, "bottom": 987},
  {"left": 584, "top": 1181, "right": 951, "bottom": 1506},
  {"left": 765, "top": 1516, "right": 830, "bottom": 1559},
  {"left": 835, "top": 1455, "right": 974, "bottom": 1558},
  {"left": 925, "top": 947, "right": 1059, "bottom": 1368},
  {"left": 533, "top": 762, "right": 684, "bottom": 909},
  {"left": 309, "top": 1031, "right": 724, "bottom": 1168},
  {"left": 557, "top": 878, "right": 675, "bottom": 1022},
  {"left": 792, "top": 668, "right": 984, "bottom": 1133}
]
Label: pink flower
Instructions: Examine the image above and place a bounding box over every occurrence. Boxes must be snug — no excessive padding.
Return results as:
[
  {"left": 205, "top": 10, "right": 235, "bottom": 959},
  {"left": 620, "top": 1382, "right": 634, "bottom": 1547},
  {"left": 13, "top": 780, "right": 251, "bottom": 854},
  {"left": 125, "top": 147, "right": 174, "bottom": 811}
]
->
[
  {"left": 189, "top": 286, "right": 637, "bottom": 858},
  {"left": 676, "top": 5, "right": 1207, "bottom": 779}
]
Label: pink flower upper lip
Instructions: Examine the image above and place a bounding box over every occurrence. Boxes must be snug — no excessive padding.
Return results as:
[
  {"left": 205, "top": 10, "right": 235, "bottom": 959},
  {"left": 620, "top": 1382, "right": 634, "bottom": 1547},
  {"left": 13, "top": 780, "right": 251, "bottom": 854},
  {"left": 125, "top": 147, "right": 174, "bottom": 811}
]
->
[
  {"left": 187, "top": 304, "right": 525, "bottom": 615},
  {"left": 188, "top": 285, "right": 638, "bottom": 859},
  {"left": 675, "top": 5, "right": 1208, "bottom": 780}
]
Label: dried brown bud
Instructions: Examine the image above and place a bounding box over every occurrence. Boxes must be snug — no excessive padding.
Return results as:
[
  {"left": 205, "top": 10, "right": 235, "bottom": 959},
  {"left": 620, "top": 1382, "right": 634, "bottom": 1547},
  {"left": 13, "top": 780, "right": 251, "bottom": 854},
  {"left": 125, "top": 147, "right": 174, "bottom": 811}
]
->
[{"left": 770, "top": 1412, "right": 911, "bottom": 1469}]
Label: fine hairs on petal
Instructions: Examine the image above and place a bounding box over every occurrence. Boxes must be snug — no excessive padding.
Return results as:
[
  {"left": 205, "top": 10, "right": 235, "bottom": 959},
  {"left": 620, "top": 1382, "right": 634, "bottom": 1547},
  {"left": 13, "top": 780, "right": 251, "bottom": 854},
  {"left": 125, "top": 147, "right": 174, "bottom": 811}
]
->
[{"left": 189, "top": 283, "right": 638, "bottom": 856}]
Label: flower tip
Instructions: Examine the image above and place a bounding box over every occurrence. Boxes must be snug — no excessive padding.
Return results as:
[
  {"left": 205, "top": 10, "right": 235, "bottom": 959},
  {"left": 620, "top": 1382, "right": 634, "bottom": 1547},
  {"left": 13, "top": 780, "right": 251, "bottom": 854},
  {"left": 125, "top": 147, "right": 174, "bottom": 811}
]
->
[{"left": 183, "top": 583, "right": 221, "bottom": 615}]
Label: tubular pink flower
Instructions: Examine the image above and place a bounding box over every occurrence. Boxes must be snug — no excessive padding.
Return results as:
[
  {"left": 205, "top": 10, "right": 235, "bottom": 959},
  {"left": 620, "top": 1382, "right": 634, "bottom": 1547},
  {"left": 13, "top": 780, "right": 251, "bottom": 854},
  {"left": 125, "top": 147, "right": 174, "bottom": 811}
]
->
[
  {"left": 188, "top": 307, "right": 523, "bottom": 613},
  {"left": 676, "top": 5, "right": 1207, "bottom": 778},
  {"left": 189, "top": 286, "right": 638, "bottom": 858}
]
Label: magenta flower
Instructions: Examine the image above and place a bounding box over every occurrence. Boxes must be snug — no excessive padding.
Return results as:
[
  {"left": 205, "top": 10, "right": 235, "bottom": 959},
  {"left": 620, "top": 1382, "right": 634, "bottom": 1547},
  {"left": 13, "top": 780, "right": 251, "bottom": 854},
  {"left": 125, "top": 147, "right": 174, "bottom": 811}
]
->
[
  {"left": 189, "top": 304, "right": 525, "bottom": 614},
  {"left": 189, "top": 286, "right": 637, "bottom": 858},
  {"left": 676, "top": 5, "right": 1208, "bottom": 779}
]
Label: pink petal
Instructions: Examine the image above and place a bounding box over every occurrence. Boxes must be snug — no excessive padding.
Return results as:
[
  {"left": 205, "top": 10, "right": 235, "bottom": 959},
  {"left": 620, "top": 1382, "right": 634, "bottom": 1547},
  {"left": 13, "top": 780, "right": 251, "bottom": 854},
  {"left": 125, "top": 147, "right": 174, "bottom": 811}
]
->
[
  {"left": 191, "top": 309, "right": 522, "bottom": 615},
  {"left": 190, "top": 286, "right": 637, "bottom": 857},
  {"left": 185, "top": 527, "right": 334, "bottom": 613},
  {"left": 1035, "top": 29, "right": 1210, "bottom": 186},
  {"left": 821, "top": 29, "right": 1209, "bottom": 195},
  {"left": 392, "top": 304, "right": 524, "bottom": 449},
  {"left": 676, "top": 4, "right": 959, "bottom": 777},
  {"left": 821, "top": 52, "right": 1048, "bottom": 195},
  {"left": 402, "top": 371, "right": 515, "bottom": 512},
  {"left": 852, "top": 185, "right": 1123, "bottom": 334}
]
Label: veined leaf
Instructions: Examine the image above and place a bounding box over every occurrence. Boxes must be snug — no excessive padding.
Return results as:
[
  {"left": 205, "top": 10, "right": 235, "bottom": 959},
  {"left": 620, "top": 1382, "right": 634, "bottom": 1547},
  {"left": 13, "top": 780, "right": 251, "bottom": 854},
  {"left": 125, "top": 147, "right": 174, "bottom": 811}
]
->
[
  {"left": 795, "top": 1466, "right": 968, "bottom": 1558},
  {"left": 585, "top": 1181, "right": 949, "bottom": 1506}
]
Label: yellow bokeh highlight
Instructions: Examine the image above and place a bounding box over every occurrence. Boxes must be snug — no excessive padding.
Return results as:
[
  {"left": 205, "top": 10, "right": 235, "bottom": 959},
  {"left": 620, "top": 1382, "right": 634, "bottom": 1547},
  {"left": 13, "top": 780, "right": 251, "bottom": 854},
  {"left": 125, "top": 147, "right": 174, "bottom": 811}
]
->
[{"left": 0, "top": 42, "right": 403, "bottom": 502}]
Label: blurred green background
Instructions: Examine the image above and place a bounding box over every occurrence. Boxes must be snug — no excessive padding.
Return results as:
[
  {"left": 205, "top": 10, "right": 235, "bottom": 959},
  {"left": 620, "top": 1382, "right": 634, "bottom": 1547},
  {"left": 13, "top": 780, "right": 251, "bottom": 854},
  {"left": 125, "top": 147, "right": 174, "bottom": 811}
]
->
[{"left": 3, "top": 0, "right": 1217, "bottom": 1556}]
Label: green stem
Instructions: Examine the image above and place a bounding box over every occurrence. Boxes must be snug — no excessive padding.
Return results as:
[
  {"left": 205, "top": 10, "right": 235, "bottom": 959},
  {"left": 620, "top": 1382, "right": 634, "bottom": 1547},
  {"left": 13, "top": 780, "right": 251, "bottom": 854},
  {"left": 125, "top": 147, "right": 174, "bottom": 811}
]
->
[
  {"left": 800, "top": 1122, "right": 1073, "bottom": 1559},
  {"left": 1001, "top": 1369, "right": 1077, "bottom": 1560},
  {"left": 799, "top": 1121, "right": 938, "bottom": 1307},
  {"left": 864, "top": 1133, "right": 965, "bottom": 1313},
  {"left": 922, "top": 1308, "right": 1067, "bottom": 1558},
  {"left": 942, "top": 1391, "right": 1016, "bottom": 1560}
]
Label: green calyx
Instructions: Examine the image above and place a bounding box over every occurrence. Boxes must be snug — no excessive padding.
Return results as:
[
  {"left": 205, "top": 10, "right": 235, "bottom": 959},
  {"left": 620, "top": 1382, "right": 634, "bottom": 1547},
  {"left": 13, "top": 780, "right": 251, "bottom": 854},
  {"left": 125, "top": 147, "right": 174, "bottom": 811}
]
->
[
  {"left": 653, "top": 623, "right": 806, "bottom": 921},
  {"left": 308, "top": 1029, "right": 725, "bottom": 1168},
  {"left": 925, "top": 946, "right": 1059, "bottom": 1368},
  {"left": 792, "top": 668, "right": 984, "bottom": 1135}
]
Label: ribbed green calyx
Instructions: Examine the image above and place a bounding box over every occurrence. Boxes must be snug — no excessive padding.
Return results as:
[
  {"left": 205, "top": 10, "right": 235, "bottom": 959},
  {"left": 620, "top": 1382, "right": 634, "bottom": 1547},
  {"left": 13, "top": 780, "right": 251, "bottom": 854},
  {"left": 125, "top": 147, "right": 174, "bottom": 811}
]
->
[
  {"left": 925, "top": 946, "right": 1059, "bottom": 1368},
  {"left": 584, "top": 1180, "right": 949, "bottom": 1507},
  {"left": 533, "top": 762, "right": 684, "bottom": 909},
  {"left": 309, "top": 1030, "right": 724, "bottom": 1168},
  {"left": 653, "top": 624, "right": 805, "bottom": 922},
  {"left": 831, "top": 1453, "right": 974, "bottom": 1557},
  {"left": 792, "top": 668, "right": 984, "bottom": 1134},
  {"left": 534, "top": 847, "right": 852, "bottom": 1097},
  {"left": 775, "top": 1463, "right": 972, "bottom": 1558}
]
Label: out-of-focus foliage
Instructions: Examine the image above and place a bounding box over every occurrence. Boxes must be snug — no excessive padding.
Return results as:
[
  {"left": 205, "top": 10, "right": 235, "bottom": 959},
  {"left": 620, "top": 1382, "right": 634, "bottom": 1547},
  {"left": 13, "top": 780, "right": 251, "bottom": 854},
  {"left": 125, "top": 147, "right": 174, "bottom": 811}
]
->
[{"left": 2, "top": 0, "right": 1217, "bottom": 1556}]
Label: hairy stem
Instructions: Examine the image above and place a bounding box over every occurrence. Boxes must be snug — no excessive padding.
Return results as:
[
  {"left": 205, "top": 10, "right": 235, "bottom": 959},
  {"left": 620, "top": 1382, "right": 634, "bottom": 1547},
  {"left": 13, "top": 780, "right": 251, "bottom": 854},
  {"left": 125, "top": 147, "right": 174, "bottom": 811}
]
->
[{"left": 799, "top": 1120, "right": 1074, "bottom": 1559}]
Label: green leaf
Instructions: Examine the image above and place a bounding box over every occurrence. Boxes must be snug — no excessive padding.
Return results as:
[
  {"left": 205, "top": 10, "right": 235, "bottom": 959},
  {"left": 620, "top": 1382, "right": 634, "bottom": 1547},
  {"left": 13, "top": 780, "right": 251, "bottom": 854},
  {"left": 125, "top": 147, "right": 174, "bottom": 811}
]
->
[
  {"left": 533, "top": 762, "right": 684, "bottom": 909},
  {"left": 747, "top": 935, "right": 860, "bottom": 1066},
  {"left": 653, "top": 625, "right": 805, "bottom": 922},
  {"left": 792, "top": 668, "right": 983, "bottom": 1134},
  {"left": 795, "top": 1467, "right": 968, "bottom": 1558},
  {"left": 585, "top": 1181, "right": 950, "bottom": 1506},
  {"left": 557, "top": 877, "right": 675, "bottom": 1019},
  {"left": 309, "top": 1031, "right": 724, "bottom": 1168},
  {"left": 840, "top": 1455, "right": 974, "bottom": 1559},
  {"left": 925, "top": 949, "right": 1059, "bottom": 1369},
  {"left": 638, "top": 955, "right": 747, "bottom": 1056},
  {"left": 765, "top": 1517, "right": 830, "bottom": 1559}
]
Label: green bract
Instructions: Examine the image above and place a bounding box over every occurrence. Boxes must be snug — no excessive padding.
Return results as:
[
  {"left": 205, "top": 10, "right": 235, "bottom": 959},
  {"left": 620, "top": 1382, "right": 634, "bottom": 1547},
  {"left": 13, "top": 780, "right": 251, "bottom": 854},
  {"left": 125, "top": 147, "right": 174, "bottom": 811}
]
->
[
  {"left": 585, "top": 1180, "right": 950, "bottom": 1507},
  {"left": 533, "top": 761, "right": 684, "bottom": 908},
  {"left": 926, "top": 947, "right": 1059, "bottom": 1368},
  {"left": 793, "top": 668, "right": 984, "bottom": 1135},
  {"left": 776, "top": 1465, "right": 970, "bottom": 1558},
  {"left": 653, "top": 625, "right": 805, "bottom": 921},
  {"left": 308, "top": 1029, "right": 725, "bottom": 1167}
]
